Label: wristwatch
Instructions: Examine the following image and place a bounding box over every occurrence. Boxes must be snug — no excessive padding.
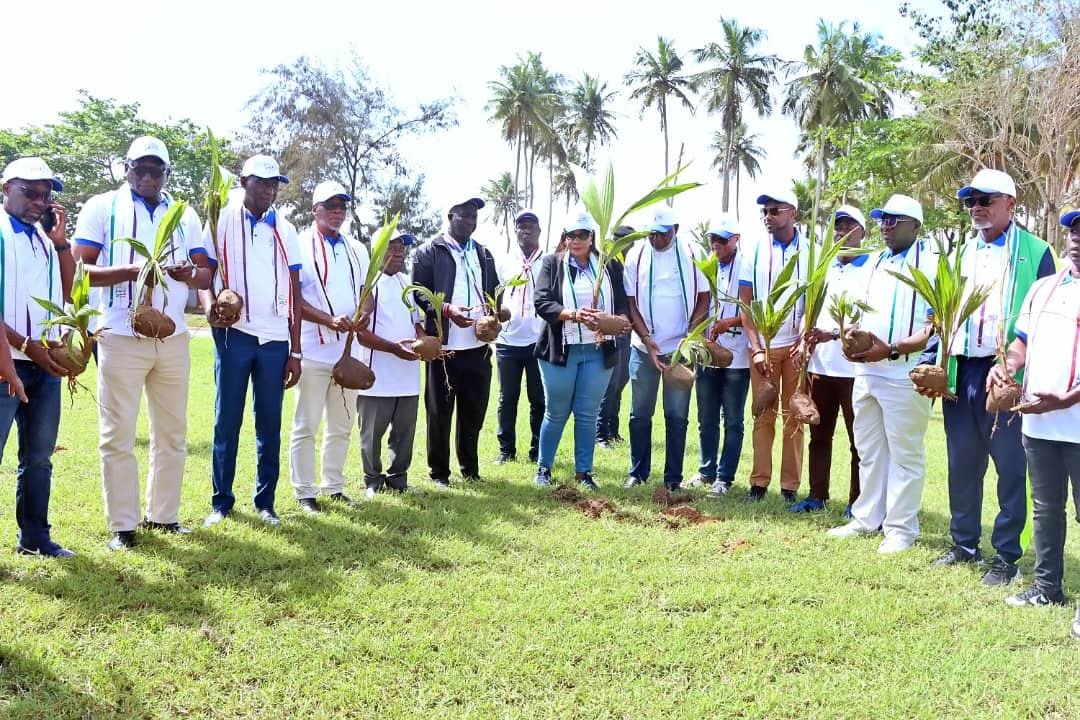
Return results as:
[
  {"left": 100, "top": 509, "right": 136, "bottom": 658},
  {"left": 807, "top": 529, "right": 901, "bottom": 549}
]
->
[
  {"left": 289, "top": 351, "right": 303, "bottom": 360},
  {"left": 888, "top": 343, "right": 901, "bottom": 361},
  {"left": 831, "top": 329, "right": 840, "bottom": 341}
]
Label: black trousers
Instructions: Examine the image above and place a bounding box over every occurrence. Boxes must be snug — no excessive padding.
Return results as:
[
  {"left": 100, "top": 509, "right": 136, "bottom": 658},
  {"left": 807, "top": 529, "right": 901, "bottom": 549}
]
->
[
  {"left": 425, "top": 346, "right": 492, "bottom": 482},
  {"left": 495, "top": 343, "right": 544, "bottom": 459}
]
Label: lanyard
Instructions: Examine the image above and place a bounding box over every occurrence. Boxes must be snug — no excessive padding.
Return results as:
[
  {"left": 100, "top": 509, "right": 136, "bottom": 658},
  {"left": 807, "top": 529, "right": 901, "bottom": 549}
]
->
[
  {"left": 566, "top": 255, "right": 600, "bottom": 343},
  {"left": 717, "top": 250, "right": 737, "bottom": 321},
  {"left": 311, "top": 227, "right": 359, "bottom": 344},
  {"left": 1023, "top": 271, "right": 1080, "bottom": 397},
  {"left": 0, "top": 222, "right": 55, "bottom": 334},
  {"left": 866, "top": 241, "right": 922, "bottom": 344},
  {"left": 512, "top": 247, "right": 541, "bottom": 316},
  {"left": 965, "top": 224, "right": 1019, "bottom": 354},
  {"left": 754, "top": 233, "right": 801, "bottom": 330},
  {"left": 447, "top": 237, "right": 484, "bottom": 310},
  {"left": 642, "top": 240, "right": 689, "bottom": 334}
]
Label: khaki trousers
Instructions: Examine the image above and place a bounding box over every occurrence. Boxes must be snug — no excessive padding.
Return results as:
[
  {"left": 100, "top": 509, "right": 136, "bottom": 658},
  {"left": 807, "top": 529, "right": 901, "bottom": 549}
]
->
[
  {"left": 98, "top": 332, "right": 191, "bottom": 531},
  {"left": 748, "top": 344, "right": 803, "bottom": 491},
  {"left": 289, "top": 359, "right": 357, "bottom": 499}
]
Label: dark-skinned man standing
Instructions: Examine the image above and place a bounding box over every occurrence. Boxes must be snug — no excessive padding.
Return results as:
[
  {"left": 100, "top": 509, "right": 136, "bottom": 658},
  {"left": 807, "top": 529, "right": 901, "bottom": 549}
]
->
[
  {"left": 75, "top": 137, "right": 213, "bottom": 551},
  {"left": 596, "top": 224, "right": 636, "bottom": 448},
  {"left": 0, "top": 158, "right": 67, "bottom": 556},
  {"left": 623, "top": 206, "right": 709, "bottom": 491},
  {"left": 200, "top": 155, "right": 303, "bottom": 527},
  {"left": 411, "top": 197, "right": 498, "bottom": 487}
]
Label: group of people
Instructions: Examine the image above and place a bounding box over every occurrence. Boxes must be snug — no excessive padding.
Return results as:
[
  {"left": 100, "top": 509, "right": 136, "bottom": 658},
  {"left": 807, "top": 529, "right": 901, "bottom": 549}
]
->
[{"left": 0, "top": 139, "right": 1076, "bottom": 639}]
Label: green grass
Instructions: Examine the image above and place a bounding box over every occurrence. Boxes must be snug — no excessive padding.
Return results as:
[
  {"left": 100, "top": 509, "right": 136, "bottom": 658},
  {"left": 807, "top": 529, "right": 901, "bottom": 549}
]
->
[{"left": 1, "top": 337, "right": 1078, "bottom": 719}]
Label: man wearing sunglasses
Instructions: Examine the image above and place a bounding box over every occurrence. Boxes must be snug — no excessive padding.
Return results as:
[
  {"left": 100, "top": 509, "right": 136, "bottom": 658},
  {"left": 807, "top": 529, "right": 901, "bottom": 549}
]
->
[
  {"left": 74, "top": 137, "right": 213, "bottom": 551},
  {"left": 739, "top": 190, "right": 810, "bottom": 504},
  {"left": 931, "top": 169, "right": 1056, "bottom": 587}
]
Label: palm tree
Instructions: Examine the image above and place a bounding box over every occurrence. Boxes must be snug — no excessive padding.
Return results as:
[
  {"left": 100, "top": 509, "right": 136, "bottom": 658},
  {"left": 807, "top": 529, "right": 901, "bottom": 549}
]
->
[
  {"left": 565, "top": 74, "right": 619, "bottom": 168},
  {"left": 782, "top": 19, "right": 897, "bottom": 215},
  {"left": 710, "top": 123, "right": 766, "bottom": 219},
  {"left": 624, "top": 36, "right": 696, "bottom": 185},
  {"left": 694, "top": 19, "right": 778, "bottom": 212},
  {"left": 483, "top": 171, "right": 522, "bottom": 252}
]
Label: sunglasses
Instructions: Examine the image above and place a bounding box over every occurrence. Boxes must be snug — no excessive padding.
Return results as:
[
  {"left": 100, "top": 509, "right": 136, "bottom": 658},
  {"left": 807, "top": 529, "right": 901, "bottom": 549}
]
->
[
  {"left": 319, "top": 202, "right": 349, "bottom": 212},
  {"left": 761, "top": 207, "right": 790, "bottom": 217},
  {"left": 962, "top": 193, "right": 1004, "bottom": 209},
  {"left": 565, "top": 230, "right": 592, "bottom": 241},
  {"left": 12, "top": 183, "right": 52, "bottom": 204},
  {"left": 128, "top": 165, "right": 168, "bottom": 179},
  {"left": 709, "top": 236, "right": 733, "bottom": 244},
  {"left": 877, "top": 215, "right": 917, "bottom": 228}
]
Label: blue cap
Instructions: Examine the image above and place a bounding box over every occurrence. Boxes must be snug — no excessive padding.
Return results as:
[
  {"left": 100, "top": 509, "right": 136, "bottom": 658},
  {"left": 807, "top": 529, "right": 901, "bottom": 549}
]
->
[
  {"left": 450, "top": 197, "right": 485, "bottom": 213},
  {"left": 1061, "top": 211, "right": 1080, "bottom": 228},
  {"left": 392, "top": 232, "right": 416, "bottom": 246},
  {"left": 515, "top": 209, "right": 539, "bottom": 224}
]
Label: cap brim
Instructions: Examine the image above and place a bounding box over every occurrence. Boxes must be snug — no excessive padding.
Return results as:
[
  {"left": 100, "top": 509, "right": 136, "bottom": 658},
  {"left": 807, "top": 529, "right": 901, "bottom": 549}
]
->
[
  {"left": 393, "top": 233, "right": 416, "bottom": 245},
  {"left": 646, "top": 224, "right": 674, "bottom": 233},
  {"left": 563, "top": 225, "right": 593, "bottom": 234},
  {"left": 317, "top": 193, "right": 350, "bottom": 204},
  {"left": 834, "top": 212, "right": 863, "bottom": 226},
  {"left": 4, "top": 176, "right": 64, "bottom": 192},
  {"left": 956, "top": 185, "right": 1005, "bottom": 199},
  {"left": 452, "top": 197, "right": 485, "bottom": 211},
  {"left": 245, "top": 173, "right": 289, "bottom": 184},
  {"left": 868, "top": 209, "right": 884, "bottom": 220},
  {"left": 1060, "top": 211, "right": 1080, "bottom": 228}
]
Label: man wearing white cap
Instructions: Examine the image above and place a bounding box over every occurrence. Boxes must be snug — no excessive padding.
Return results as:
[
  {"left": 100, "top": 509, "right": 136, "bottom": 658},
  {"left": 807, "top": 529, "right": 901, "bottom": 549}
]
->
[
  {"left": 624, "top": 206, "right": 709, "bottom": 490},
  {"left": 693, "top": 217, "right": 750, "bottom": 499},
  {"left": 410, "top": 197, "right": 499, "bottom": 487},
  {"left": 828, "top": 194, "right": 936, "bottom": 553},
  {"left": 932, "top": 169, "right": 1056, "bottom": 586},
  {"left": 493, "top": 209, "right": 545, "bottom": 465},
  {"left": 201, "top": 154, "right": 303, "bottom": 527},
  {"left": 739, "top": 190, "right": 809, "bottom": 503},
  {"left": 0, "top": 157, "right": 70, "bottom": 557},
  {"left": 792, "top": 206, "right": 868, "bottom": 515},
  {"left": 989, "top": 210, "right": 1080, "bottom": 629},
  {"left": 74, "top": 138, "right": 213, "bottom": 550},
  {"left": 288, "top": 181, "right": 369, "bottom": 513}
]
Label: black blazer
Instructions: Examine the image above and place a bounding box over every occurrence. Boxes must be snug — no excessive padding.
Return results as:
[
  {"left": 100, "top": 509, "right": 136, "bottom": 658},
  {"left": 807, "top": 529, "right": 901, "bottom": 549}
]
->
[
  {"left": 533, "top": 252, "right": 629, "bottom": 368},
  {"left": 409, "top": 234, "right": 499, "bottom": 340}
]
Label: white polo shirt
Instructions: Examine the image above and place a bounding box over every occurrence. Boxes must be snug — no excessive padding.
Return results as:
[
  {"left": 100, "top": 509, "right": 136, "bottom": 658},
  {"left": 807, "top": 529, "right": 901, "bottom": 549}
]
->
[
  {"left": 0, "top": 210, "right": 63, "bottom": 360},
  {"left": 738, "top": 232, "right": 810, "bottom": 349},
  {"left": 854, "top": 239, "right": 936, "bottom": 380},
  {"left": 808, "top": 255, "right": 870, "bottom": 378},
  {"left": 624, "top": 238, "right": 706, "bottom": 355},
  {"left": 74, "top": 188, "right": 209, "bottom": 338},
  {"left": 1014, "top": 271, "right": 1080, "bottom": 442},
  {"left": 444, "top": 238, "right": 485, "bottom": 351},
  {"left": 358, "top": 271, "right": 421, "bottom": 398},
  {"left": 296, "top": 225, "right": 369, "bottom": 366},
  {"left": 712, "top": 248, "right": 749, "bottom": 370},
  {"left": 496, "top": 246, "right": 544, "bottom": 347}
]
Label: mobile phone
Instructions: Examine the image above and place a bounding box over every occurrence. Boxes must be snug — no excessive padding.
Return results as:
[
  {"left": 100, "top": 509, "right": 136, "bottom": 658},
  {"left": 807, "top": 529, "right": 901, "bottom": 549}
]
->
[{"left": 40, "top": 206, "right": 57, "bottom": 233}]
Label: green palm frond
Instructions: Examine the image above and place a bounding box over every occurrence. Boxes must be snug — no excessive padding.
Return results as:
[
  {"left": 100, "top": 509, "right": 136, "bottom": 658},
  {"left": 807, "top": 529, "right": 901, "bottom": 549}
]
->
[{"left": 356, "top": 214, "right": 401, "bottom": 318}]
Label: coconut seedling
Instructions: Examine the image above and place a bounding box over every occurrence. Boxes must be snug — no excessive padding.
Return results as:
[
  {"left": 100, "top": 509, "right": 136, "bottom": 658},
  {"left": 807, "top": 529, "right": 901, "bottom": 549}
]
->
[
  {"left": 400, "top": 284, "right": 447, "bottom": 361},
  {"left": 692, "top": 253, "right": 734, "bottom": 369},
  {"left": 114, "top": 200, "right": 189, "bottom": 339},
  {"left": 473, "top": 276, "right": 529, "bottom": 343},
  {"left": 33, "top": 260, "right": 102, "bottom": 392},
  {"left": 202, "top": 129, "right": 242, "bottom": 325},
  {"left": 828, "top": 290, "right": 875, "bottom": 358},
  {"left": 887, "top": 241, "right": 993, "bottom": 400},
  {"left": 663, "top": 317, "right": 716, "bottom": 391}
]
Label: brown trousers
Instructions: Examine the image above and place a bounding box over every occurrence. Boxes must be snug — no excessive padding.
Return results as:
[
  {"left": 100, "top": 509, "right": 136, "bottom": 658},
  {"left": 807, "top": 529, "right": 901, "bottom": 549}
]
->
[
  {"left": 749, "top": 345, "right": 803, "bottom": 491},
  {"left": 807, "top": 374, "right": 860, "bottom": 503}
]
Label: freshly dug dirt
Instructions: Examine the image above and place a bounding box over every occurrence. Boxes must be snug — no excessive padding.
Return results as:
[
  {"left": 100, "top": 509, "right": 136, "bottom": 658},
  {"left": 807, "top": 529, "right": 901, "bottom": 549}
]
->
[
  {"left": 652, "top": 486, "right": 695, "bottom": 507},
  {"left": 660, "top": 505, "right": 719, "bottom": 527},
  {"left": 132, "top": 306, "right": 175, "bottom": 339},
  {"left": 552, "top": 484, "right": 584, "bottom": 503},
  {"left": 475, "top": 315, "right": 502, "bottom": 342},
  {"left": 332, "top": 356, "right": 375, "bottom": 390},
  {"left": 213, "top": 289, "right": 244, "bottom": 325},
  {"left": 663, "top": 363, "right": 695, "bottom": 391},
  {"left": 705, "top": 340, "right": 733, "bottom": 368},
  {"left": 719, "top": 538, "right": 750, "bottom": 554},
  {"left": 789, "top": 391, "right": 820, "bottom": 425},
  {"left": 909, "top": 364, "right": 949, "bottom": 396},
  {"left": 841, "top": 328, "right": 874, "bottom": 358},
  {"left": 751, "top": 379, "right": 779, "bottom": 417},
  {"left": 411, "top": 336, "right": 443, "bottom": 362},
  {"left": 575, "top": 498, "right": 617, "bottom": 519},
  {"left": 986, "top": 381, "right": 1021, "bottom": 413}
]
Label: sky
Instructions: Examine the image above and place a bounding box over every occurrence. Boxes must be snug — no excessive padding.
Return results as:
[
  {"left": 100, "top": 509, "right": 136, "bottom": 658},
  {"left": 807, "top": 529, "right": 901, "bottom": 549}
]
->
[{"left": 1, "top": 0, "right": 940, "bottom": 261}]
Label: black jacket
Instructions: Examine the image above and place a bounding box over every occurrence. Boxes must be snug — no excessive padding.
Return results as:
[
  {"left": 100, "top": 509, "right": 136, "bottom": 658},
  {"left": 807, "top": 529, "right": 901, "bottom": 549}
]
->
[
  {"left": 410, "top": 234, "right": 499, "bottom": 340},
  {"left": 533, "top": 252, "right": 629, "bottom": 368}
]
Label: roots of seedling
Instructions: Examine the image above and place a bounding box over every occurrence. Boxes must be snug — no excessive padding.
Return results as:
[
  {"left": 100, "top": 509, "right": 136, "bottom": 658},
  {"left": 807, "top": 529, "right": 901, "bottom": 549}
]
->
[
  {"left": 663, "top": 363, "right": 695, "bottom": 391},
  {"left": 841, "top": 328, "right": 874, "bottom": 358},
  {"left": 213, "top": 289, "right": 244, "bottom": 326},
  {"left": 475, "top": 315, "right": 502, "bottom": 343},
  {"left": 986, "top": 381, "right": 1021, "bottom": 413},
  {"left": 705, "top": 340, "right": 733, "bottom": 369},
  {"left": 789, "top": 391, "right": 820, "bottom": 425},
  {"left": 411, "top": 336, "right": 443, "bottom": 362},
  {"left": 132, "top": 306, "right": 175, "bottom": 340},
  {"left": 909, "top": 365, "right": 952, "bottom": 399},
  {"left": 332, "top": 356, "right": 375, "bottom": 390},
  {"left": 751, "top": 379, "right": 779, "bottom": 417}
]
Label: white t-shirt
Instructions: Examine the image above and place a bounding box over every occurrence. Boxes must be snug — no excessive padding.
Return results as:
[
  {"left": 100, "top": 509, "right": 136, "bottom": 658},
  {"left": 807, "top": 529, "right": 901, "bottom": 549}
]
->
[
  {"left": 624, "top": 238, "right": 706, "bottom": 355},
  {"left": 738, "top": 232, "right": 810, "bottom": 349},
  {"left": 0, "top": 210, "right": 63, "bottom": 360},
  {"left": 496, "top": 247, "right": 545, "bottom": 347},
  {"left": 74, "top": 188, "right": 209, "bottom": 338},
  {"left": 297, "top": 225, "right": 369, "bottom": 366},
  {"left": 711, "top": 249, "right": 749, "bottom": 370},
  {"left": 443, "top": 239, "right": 485, "bottom": 351},
  {"left": 854, "top": 239, "right": 937, "bottom": 380},
  {"left": 358, "top": 272, "right": 421, "bottom": 397},
  {"left": 1014, "top": 271, "right": 1080, "bottom": 442},
  {"left": 562, "top": 257, "right": 603, "bottom": 347},
  {"left": 808, "top": 256, "right": 869, "bottom": 378}
]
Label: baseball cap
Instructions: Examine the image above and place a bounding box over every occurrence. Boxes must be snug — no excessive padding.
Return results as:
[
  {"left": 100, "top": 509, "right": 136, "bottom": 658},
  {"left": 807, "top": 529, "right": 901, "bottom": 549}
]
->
[
  {"left": 391, "top": 231, "right": 416, "bottom": 246},
  {"left": 241, "top": 154, "right": 289, "bottom": 184},
  {"left": 563, "top": 208, "right": 595, "bottom": 233},
  {"left": 613, "top": 225, "right": 636, "bottom": 239},
  {"left": 1, "top": 157, "right": 63, "bottom": 192},
  {"left": 869, "top": 194, "right": 923, "bottom": 224},
  {"left": 834, "top": 204, "right": 867, "bottom": 230},
  {"left": 707, "top": 216, "right": 740, "bottom": 239},
  {"left": 756, "top": 190, "right": 799, "bottom": 210},
  {"left": 646, "top": 206, "right": 678, "bottom": 233},
  {"left": 1060, "top": 210, "right": 1080, "bottom": 228},
  {"left": 957, "top": 169, "right": 1016, "bottom": 199},
  {"left": 126, "top": 136, "right": 171, "bottom": 166},
  {"left": 448, "top": 197, "right": 485, "bottom": 214},
  {"left": 515, "top": 208, "right": 540, "bottom": 224},
  {"left": 313, "top": 180, "right": 350, "bottom": 205}
]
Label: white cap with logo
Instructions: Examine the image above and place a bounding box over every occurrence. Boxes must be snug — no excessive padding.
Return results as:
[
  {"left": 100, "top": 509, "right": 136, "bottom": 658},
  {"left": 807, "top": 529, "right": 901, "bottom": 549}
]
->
[
  {"left": 312, "top": 180, "right": 350, "bottom": 205},
  {"left": 707, "top": 216, "right": 740, "bottom": 239},
  {"left": 957, "top": 168, "right": 1016, "bottom": 199},
  {"left": 241, "top": 154, "right": 289, "bottom": 184},
  {"left": 1, "top": 157, "right": 63, "bottom": 191},
  {"left": 126, "top": 136, "right": 171, "bottom": 166},
  {"left": 756, "top": 189, "right": 799, "bottom": 210},
  {"left": 646, "top": 206, "right": 679, "bottom": 233},
  {"left": 834, "top": 204, "right": 867, "bottom": 230},
  {"left": 563, "top": 207, "right": 596, "bottom": 233},
  {"left": 869, "top": 194, "right": 923, "bottom": 224}
]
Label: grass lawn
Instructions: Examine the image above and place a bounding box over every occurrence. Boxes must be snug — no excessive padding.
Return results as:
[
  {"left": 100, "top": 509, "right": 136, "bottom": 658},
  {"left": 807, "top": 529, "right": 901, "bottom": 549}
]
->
[{"left": 1, "top": 336, "right": 1078, "bottom": 719}]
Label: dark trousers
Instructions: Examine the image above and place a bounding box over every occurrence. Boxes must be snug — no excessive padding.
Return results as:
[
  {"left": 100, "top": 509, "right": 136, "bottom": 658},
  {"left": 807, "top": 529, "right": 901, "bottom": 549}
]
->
[
  {"left": 0, "top": 361, "right": 61, "bottom": 549},
  {"left": 1022, "top": 435, "right": 1080, "bottom": 596},
  {"left": 695, "top": 365, "right": 750, "bottom": 484},
  {"left": 943, "top": 355, "right": 1027, "bottom": 563},
  {"left": 807, "top": 374, "right": 860, "bottom": 503},
  {"left": 425, "top": 345, "right": 491, "bottom": 481},
  {"left": 495, "top": 343, "right": 543, "bottom": 459},
  {"left": 211, "top": 328, "right": 288, "bottom": 514},
  {"left": 596, "top": 334, "right": 630, "bottom": 440}
]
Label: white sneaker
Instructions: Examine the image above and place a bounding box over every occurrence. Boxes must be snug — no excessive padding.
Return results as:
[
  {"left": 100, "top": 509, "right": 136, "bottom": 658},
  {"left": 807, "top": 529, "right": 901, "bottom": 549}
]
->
[
  {"left": 826, "top": 520, "right": 873, "bottom": 539},
  {"left": 686, "top": 473, "right": 707, "bottom": 488},
  {"left": 364, "top": 487, "right": 377, "bottom": 500},
  {"left": 706, "top": 480, "right": 730, "bottom": 499},
  {"left": 877, "top": 535, "right": 914, "bottom": 554}
]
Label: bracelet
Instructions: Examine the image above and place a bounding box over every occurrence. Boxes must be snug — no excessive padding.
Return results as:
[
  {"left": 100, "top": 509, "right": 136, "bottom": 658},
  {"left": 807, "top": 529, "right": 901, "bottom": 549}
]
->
[{"left": 19, "top": 336, "right": 30, "bottom": 353}]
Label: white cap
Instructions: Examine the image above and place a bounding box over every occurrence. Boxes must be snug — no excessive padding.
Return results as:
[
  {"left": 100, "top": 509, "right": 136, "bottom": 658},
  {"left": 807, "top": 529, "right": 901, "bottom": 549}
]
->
[
  {"left": 756, "top": 189, "right": 799, "bottom": 210},
  {"left": 312, "top": 180, "right": 350, "bottom": 205},
  {"left": 706, "top": 216, "right": 739, "bottom": 239},
  {"left": 1, "top": 157, "right": 63, "bottom": 191},
  {"left": 957, "top": 168, "right": 1016, "bottom": 199},
  {"left": 126, "top": 136, "right": 170, "bottom": 166},
  {"left": 241, "top": 154, "right": 289, "bottom": 184},
  {"left": 834, "top": 204, "right": 867, "bottom": 230},
  {"left": 563, "top": 207, "right": 596, "bottom": 233},
  {"left": 646, "top": 206, "right": 678, "bottom": 233},
  {"left": 870, "top": 194, "right": 923, "bottom": 224}
]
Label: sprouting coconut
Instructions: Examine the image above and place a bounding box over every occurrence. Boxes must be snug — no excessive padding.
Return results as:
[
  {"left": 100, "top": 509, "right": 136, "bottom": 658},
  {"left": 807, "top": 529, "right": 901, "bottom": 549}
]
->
[
  {"left": 474, "top": 277, "right": 529, "bottom": 344},
  {"left": 751, "top": 381, "right": 779, "bottom": 417},
  {"left": 841, "top": 327, "right": 874, "bottom": 357},
  {"left": 202, "top": 129, "right": 243, "bottom": 327},
  {"left": 595, "top": 313, "right": 630, "bottom": 335},
  {"left": 986, "top": 378, "right": 1021, "bottom": 413},
  {"left": 331, "top": 333, "right": 376, "bottom": 390},
  {"left": 497, "top": 307, "right": 511, "bottom": 323},
  {"left": 115, "top": 200, "right": 191, "bottom": 340},
  {"left": 34, "top": 260, "right": 102, "bottom": 394},
  {"left": 830, "top": 290, "right": 876, "bottom": 360},
  {"left": 401, "top": 283, "right": 447, "bottom": 362},
  {"left": 662, "top": 317, "right": 717, "bottom": 392},
  {"left": 474, "top": 314, "right": 502, "bottom": 343},
  {"left": 704, "top": 340, "right": 733, "bottom": 368},
  {"left": 213, "top": 288, "right": 244, "bottom": 325},
  {"left": 663, "top": 363, "right": 696, "bottom": 391},
  {"left": 789, "top": 390, "right": 820, "bottom": 425}
]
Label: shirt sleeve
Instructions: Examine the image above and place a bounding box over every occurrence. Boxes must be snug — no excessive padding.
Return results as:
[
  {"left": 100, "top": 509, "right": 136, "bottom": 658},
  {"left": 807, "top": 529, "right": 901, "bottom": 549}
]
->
[
  {"left": 738, "top": 244, "right": 754, "bottom": 287},
  {"left": 623, "top": 246, "right": 638, "bottom": 297},
  {"left": 283, "top": 222, "right": 302, "bottom": 270},
  {"left": 73, "top": 194, "right": 107, "bottom": 249}
]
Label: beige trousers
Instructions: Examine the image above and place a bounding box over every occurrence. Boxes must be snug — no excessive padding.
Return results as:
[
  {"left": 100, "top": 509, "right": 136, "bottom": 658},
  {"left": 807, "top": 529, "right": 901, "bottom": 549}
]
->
[
  {"left": 748, "top": 344, "right": 804, "bottom": 491},
  {"left": 289, "top": 359, "right": 358, "bottom": 499},
  {"left": 98, "top": 332, "right": 191, "bottom": 531}
]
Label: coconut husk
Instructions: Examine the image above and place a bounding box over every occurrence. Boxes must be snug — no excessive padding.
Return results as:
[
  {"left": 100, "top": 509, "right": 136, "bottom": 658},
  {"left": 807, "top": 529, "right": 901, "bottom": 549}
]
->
[
  {"left": 411, "top": 336, "right": 443, "bottom": 362},
  {"left": 704, "top": 340, "right": 733, "bottom": 368},
  {"left": 475, "top": 315, "right": 502, "bottom": 342},
  {"left": 132, "top": 305, "right": 176, "bottom": 340},
  {"left": 909, "top": 365, "right": 952, "bottom": 399},
  {"left": 986, "top": 381, "right": 1021, "bottom": 413},
  {"left": 48, "top": 331, "right": 93, "bottom": 378},
  {"left": 332, "top": 333, "right": 375, "bottom": 390},
  {"left": 790, "top": 390, "right": 820, "bottom": 425},
  {"left": 663, "top": 363, "right": 695, "bottom": 391},
  {"left": 841, "top": 328, "right": 874, "bottom": 358},
  {"left": 751, "top": 379, "right": 779, "bottom": 417},
  {"left": 213, "top": 288, "right": 244, "bottom": 326},
  {"left": 594, "top": 313, "right": 627, "bottom": 335},
  {"left": 497, "top": 307, "right": 511, "bottom": 323}
]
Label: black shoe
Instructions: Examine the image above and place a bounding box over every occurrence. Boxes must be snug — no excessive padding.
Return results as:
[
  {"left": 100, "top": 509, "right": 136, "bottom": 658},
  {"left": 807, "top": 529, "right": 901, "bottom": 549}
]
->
[
  {"left": 981, "top": 555, "right": 1021, "bottom": 587},
  {"left": 326, "top": 492, "right": 358, "bottom": 507},
  {"left": 527, "top": 451, "right": 538, "bottom": 464},
  {"left": 107, "top": 531, "right": 136, "bottom": 551},
  {"left": 15, "top": 541, "right": 75, "bottom": 558},
  {"left": 298, "top": 498, "right": 321, "bottom": 514},
  {"left": 535, "top": 466, "right": 552, "bottom": 487},
  {"left": 623, "top": 475, "right": 646, "bottom": 489},
  {"left": 257, "top": 508, "right": 281, "bottom": 526},
  {"left": 1005, "top": 585, "right": 1067, "bottom": 607},
  {"left": 744, "top": 486, "right": 767, "bottom": 504},
  {"left": 494, "top": 452, "right": 515, "bottom": 465},
  {"left": 141, "top": 519, "right": 193, "bottom": 534},
  {"left": 781, "top": 489, "right": 797, "bottom": 504},
  {"left": 931, "top": 545, "right": 982, "bottom": 567},
  {"left": 579, "top": 473, "right": 600, "bottom": 492}
]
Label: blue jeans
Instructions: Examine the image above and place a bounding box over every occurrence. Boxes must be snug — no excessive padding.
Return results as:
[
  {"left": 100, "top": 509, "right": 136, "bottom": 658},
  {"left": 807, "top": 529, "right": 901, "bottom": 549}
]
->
[
  {"left": 495, "top": 343, "right": 544, "bottom": 459},
  {"left": 596, "top": 334, "right": 630, "bottom": 440},
  {"left": 211, "top": 328, "right": 288, "bottom": 513},
  {"left": 628, "top": 347, "right": 692, "bottom": 487},
  {"left": 537, "top": 344, "right": 613, "bottom": 473},
  {"left": 0, "top": 361, "right": 61, "bottom": 549},
  {"left": 695, "top": 366, "right": 750, "bottom": 484}
]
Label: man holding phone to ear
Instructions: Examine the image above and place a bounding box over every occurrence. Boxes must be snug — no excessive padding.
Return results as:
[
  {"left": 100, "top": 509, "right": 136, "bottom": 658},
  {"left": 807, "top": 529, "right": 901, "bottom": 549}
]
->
[{"left": 74, "top": 137, "right": 213, "bottom": 551}]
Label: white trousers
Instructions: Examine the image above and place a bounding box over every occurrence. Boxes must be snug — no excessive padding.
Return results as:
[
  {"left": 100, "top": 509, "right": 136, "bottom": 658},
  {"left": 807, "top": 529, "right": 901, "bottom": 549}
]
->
[
  {"left": 98, "top": 332, "right": 191, "bottom": 531},
  {"left": 850, "top": 374, "right": 931, "bottom": 544},
  {"left": 289, "top": 359, "right": 358, "bottom": 498}
]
